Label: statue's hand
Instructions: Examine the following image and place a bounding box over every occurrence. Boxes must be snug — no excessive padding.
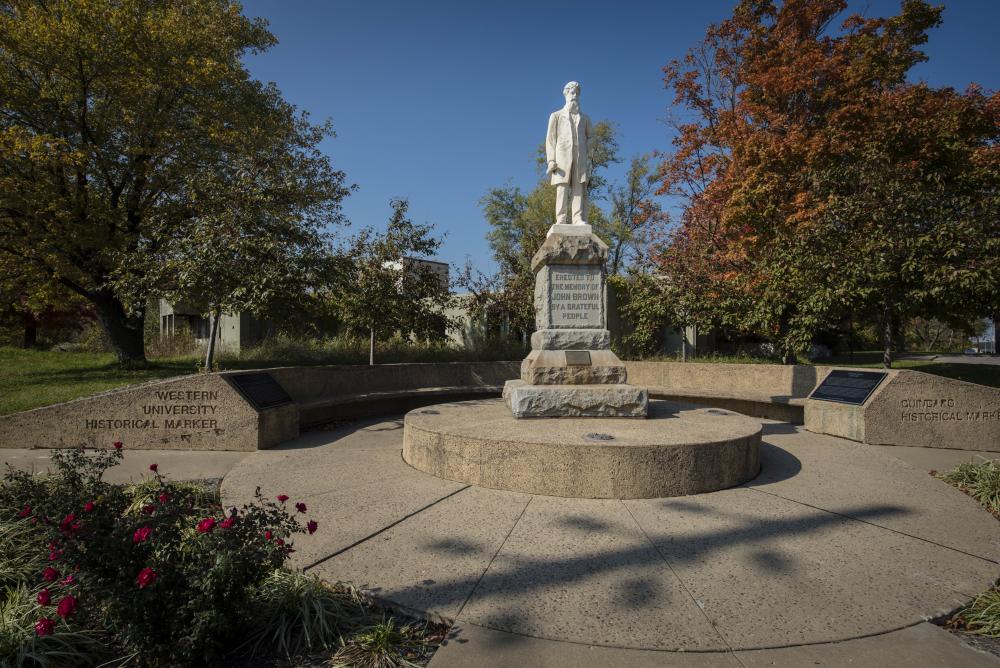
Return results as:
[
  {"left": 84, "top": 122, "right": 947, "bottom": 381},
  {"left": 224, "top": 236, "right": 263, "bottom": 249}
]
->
[{"left": 546, "top": 162, "right": 556, "bottom": 175}]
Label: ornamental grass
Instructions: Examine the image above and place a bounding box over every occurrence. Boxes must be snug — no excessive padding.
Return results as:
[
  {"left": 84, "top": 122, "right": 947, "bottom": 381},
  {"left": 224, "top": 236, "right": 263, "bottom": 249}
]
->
[
  {"left": 330, "top": 617, "right": 433, "bottom": 668},
  {"left": 935, "top": 459, "right": 1000, "bottom": 517}
]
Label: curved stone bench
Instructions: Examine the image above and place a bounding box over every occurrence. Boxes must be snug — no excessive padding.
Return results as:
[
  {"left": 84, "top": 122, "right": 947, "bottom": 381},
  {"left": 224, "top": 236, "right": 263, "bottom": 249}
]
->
[
  {"left": 646, "top": 388, "right": 806, "bottom": 424},
  {"left": 297, "top": 385, "right": 503, "bottom": 427}
]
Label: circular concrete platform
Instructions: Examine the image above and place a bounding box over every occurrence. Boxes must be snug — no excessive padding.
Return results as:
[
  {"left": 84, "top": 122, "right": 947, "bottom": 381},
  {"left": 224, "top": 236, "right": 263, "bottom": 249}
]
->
[{"left": 402, "top": 399, "right": 761, "bottom": 499}]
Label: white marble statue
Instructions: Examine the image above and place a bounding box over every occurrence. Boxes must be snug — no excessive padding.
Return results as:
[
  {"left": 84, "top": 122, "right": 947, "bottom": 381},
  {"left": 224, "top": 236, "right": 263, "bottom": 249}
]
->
[{"left": 546, "top": 81, "right": 593, "bottom": 226}]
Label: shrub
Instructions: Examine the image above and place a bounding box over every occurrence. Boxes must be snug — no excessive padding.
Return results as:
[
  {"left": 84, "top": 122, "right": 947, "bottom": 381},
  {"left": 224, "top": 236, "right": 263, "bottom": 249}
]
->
[
  {"left": 0, "top": 584, "right": 108, "bottom": 668},
  {"left": 0, "top": 445, "right": 315, "bottom": 666}
]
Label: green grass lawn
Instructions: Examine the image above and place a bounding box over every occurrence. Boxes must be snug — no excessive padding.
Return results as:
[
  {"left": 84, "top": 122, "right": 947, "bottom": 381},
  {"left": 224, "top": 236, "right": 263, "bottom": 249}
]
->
[
  {"left": 1, "top": 346, "right": 997, "bottom": 416},
  {"left": 0, "top": 348, "right": 199, "bottom": 415},
  {"left": 823, "top": 352, "right": 1000, "bottom": 388}
]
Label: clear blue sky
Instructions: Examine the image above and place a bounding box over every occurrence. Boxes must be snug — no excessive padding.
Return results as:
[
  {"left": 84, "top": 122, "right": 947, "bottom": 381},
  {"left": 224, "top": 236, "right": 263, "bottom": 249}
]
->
[{"left": 239, "top": 0, "right": 1000, "bottom": 272}]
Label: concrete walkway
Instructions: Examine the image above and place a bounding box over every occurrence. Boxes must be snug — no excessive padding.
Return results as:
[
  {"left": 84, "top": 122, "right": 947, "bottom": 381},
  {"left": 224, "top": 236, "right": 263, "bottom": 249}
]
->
[
  {"left": 5, "top": 409, "right": 999, "bottom": 666},
  {"left": 217, "top": 407, "right": 1000, "bottom": 666}
]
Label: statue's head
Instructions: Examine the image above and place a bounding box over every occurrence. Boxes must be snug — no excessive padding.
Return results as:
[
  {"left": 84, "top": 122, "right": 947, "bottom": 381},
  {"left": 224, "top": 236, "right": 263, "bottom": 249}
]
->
[{"left": 563, "top": 81, "right": 580, "bottom": 110}]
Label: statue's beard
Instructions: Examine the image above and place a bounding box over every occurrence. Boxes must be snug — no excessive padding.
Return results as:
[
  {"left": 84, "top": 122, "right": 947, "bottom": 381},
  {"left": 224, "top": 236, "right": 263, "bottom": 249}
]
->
[{"left": 567, "top": 101, "right": 579, "bottom": 113}]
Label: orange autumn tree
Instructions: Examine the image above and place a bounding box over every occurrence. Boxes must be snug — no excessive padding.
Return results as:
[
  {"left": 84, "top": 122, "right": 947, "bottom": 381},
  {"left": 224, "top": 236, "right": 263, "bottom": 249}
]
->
[{"left": 653, "top": 0, "right": 1000, "bottom": 365}]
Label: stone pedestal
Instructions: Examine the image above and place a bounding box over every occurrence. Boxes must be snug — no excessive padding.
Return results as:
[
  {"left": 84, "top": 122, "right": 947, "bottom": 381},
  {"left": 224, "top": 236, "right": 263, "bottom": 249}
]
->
[{"left": 503, "top": 228, "right": 648, "bottom": 418}]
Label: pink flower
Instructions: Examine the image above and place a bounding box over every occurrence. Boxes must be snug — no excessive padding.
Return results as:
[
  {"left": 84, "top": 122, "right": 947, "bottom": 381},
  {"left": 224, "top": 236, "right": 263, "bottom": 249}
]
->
[
  {"left": 133, "top": 526, "right": 152, "bottom": 543},
  {"left": 34, "top": 618, "right": 55, "bottom": 636},
  {"left": 295, "top": 502, "right": 307, "bottom": 513},
  {"left": 149, "top": 463, "right": 158, "bottom": 472},
  {"left": 113, "top": 441, "right": 123, "bottom": 450},
  {"left": 219, "top": 516, "right": 236, "bottom": 530},
  {"left": 60, "top": 574, "right": 75, "bottom": 586},
  {"left": 276, "top": 538, "right": 285, "bottom": 546},
  {"left": 58, "top": 514, "right": 76, "bottom": 532},
  {"left": 42, "top": 567, "right": 59, "bottom": 582},
  {"left": 83, "top": 502, "right": 95, "bottom": 513},
  {"left": 276, "top": 494, "right": 289, "bottom": 503},
  {"left": 136, "top": 567, "right": 156, "bottom": 589},
  {"left": 264, "top": 530, "right": 272, "bottom": 541},
  {"left": 196, "top": 518, "right": 216, "bottom": 534},
  {"left": 158, "top": 493, "right": 170, "bottom": 504},
  {"left": 48, "top": 548, "right": 62, "bottom": 561},
  {"left": 37, "top": 589, "right": 51, "bottom": 606},
  {"left": 17, "top": 505, "right": 31, "bottom": 517},
  {"left": 56, "top": 595, "right": 77, "bottom": 619},
  {"left": 307, "top": 520, "right": 318, "bottom": 535}
]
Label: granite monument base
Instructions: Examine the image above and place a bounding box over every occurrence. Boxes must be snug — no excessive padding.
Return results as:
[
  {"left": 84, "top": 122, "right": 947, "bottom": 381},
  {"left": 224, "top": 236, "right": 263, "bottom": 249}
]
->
[{"left": 503, "top": 379, "right": 648, "bottom": 418}]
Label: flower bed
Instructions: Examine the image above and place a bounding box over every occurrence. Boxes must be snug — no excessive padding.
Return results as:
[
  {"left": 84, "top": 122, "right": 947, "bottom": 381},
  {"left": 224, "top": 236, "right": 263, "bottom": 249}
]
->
[{"left": 0, "top": 444, "right": 445, "bottom": 667}]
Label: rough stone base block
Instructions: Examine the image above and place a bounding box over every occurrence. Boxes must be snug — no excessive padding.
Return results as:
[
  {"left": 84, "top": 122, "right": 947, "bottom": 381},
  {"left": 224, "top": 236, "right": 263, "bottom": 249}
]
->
[
  {"left": 531, "top": 328, "right": 610, "bottom": 351},
  {"left": 503, "top": 380, "right": 647, "bottom": 418},
  {"left": 520, "top": 349, "right": 626, "bottom": 385}
]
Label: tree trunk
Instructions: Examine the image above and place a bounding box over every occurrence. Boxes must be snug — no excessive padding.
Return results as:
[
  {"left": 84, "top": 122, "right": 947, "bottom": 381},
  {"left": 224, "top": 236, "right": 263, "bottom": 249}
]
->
[
  {"left": 848, "top": 314, "right": 855, "bottom": 363},
  {"left": 92, "top": 290, "right": 146, "bottom": 366},
  {"left": 204, "top": 308, "right": 221, "bottom": 372},
  {"left": 881, "top": 304, "right": 893, "bottom": 369},
  {"left": 22, "top": 312, "right": 37, "bottom": 349},
  {"left": 369, "top": 326, "right": 375, "bottom": 366},
  {"left": 777, "top": 311, "right": 795, "bottom": 364}
]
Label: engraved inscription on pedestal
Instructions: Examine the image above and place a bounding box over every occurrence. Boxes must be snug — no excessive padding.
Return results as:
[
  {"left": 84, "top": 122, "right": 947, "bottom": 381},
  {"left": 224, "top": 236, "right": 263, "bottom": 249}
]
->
[{"left": 548, "top": 265, "right": 603, "bottom": 329}]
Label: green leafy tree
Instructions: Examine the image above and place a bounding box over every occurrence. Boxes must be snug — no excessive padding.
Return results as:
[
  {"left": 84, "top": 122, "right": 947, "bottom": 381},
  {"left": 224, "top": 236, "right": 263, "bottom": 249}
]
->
[
  {"left": 0, "top": 0, "right": 351, "bottom": 366},
  {"left": 112, "top": 150, "right": 350, "bottom": 371},
  {"left": 0, "top": 255, "right": 91, "bottom": 348},
  {"left": 602, "top": 155, "right": 669, "bottom": 277},
  {"left": 331, "top": 199, "right": 455, "bottom": 365}
]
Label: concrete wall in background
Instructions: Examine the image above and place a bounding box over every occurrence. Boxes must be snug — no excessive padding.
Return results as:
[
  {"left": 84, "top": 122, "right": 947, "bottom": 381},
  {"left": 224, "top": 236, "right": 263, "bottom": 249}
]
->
[{"left": 3, "top": 361, "right": 995, "bottom": 452}]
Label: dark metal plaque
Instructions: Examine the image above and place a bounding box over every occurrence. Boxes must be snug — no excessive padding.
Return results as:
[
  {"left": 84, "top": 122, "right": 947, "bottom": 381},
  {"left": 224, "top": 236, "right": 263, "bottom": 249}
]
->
[
  {"left": 225, "top": 372, "right": 292, "bottom": 410},
  {"left": 565, "top": 351, "right": 592, "bottom": 366},
  {"left": 809, "top": 370, "right": 888, "bottom": 405}
]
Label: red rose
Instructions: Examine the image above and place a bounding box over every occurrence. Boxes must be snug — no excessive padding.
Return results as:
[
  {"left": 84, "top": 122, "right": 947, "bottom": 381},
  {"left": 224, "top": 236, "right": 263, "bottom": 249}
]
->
[
  {"left": 34, "top": 618, "right": 55, "bottom": 636},
  {"left": 60, "top": 574, "right": 75, "bottom": 586},
  {"left": 219, "top": 516, "right": 236, "bottom": 530},
  {"left": 136, "top": 567, "right": 156, "bottom": 589},
  {"left": 42, "top": 567, "right": 59, "bottom": 582},
  {"left": 196, "top": 518, "right": 216, "bottom": 534},
  {"left": 56, "top": 595, "right": 77, "bottom": 619},
  {"left": 58, "top": 514, "right": 76, "bottom": 532},
  {"left": 17, "top": 505, "right": 31, "bottom": 517},
  {"left": 142, "top": 504, "right": 155, "bottom": 515},
  {"left": 48, "top": 548, "right": 62, "bottom": 561},
  {"left": 276, "top": 494, "right": 289, "bottom": 503},
  {"left": 149, "top": 463, "right": 158, "bottom": 472},
  {"left": 133, "top": 526, "right": 152, "bottom": 543},
  {"left": 276, "top": 538, "right": 285, "bottom": 546},
  {"left": 37, "top": 589, "right": 51, "bottom": 606},
  {"left": 295, "top": 502, "right": 307, "bottom": 513},
  {"left": 158, "top": 493, "right": 170, "bottom": 504},
  {"left": 264, "top": 530, "right": 272, "bottom": 541},
  {"left": 307, "top": 520, "right": 318, "bottom": 534},
  {"left": 113, "top": 441, "right": 123, "bottom": 450},
  {"left": 83, "top": 501, "right": 95, "bottom": 513}
]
